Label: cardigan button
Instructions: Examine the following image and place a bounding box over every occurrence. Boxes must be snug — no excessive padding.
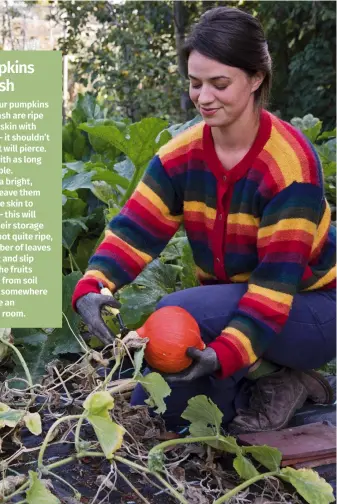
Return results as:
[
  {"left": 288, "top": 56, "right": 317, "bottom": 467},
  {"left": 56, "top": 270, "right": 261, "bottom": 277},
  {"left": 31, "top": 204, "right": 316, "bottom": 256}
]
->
[
  {"left": 216, "top": 258, "right": 221, "bottom": 263},
  {"left": 219, "top": 214, "right": 223, "bottom": 220},
  {"left": 223, "top": 175, "right": 227, "bottom": 182}
]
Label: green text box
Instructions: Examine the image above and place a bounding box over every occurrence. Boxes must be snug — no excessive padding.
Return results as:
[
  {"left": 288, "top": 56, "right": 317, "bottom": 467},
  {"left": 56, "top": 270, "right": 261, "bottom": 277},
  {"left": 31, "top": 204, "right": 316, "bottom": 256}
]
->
[{"left": 0, "top": 52, "right": 62, "bottom": 327}]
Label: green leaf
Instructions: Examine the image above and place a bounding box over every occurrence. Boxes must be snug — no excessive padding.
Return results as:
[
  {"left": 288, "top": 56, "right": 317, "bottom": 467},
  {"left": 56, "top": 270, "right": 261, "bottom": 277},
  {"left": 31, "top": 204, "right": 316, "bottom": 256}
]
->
[
  {"left": 91, "top": 168, "right": 129, "bottom": 190},
  {"left": 133, "top": 347, "right": 145, "bottom": 379},
  {"left": 233, "top": 454, "right": 260, "bottom": 480},
  {"left": 0, "top": 403, "right": 24, "bottom": 428},
  {"left": 87, "top": 415, "right": 125, "bottom": 459},
  {"left": 280, "top": 466, "right": 335, "bottom": 504},
  {"left": 83, "top": 391, "right": 115, "bottom": 417},
  {"left": 91, "top": 180, "right": 119, "bottom": 204},
  {"left": 84, "top": 392, "right": 125, "bottom": 459},
  {"left": 119, "top": 260, "right": 179, "bottom": 328},
  {"left": 62, "top": 171, "right": 95, "bottom": 191},
  {"left": 242, "top": 445, "right": 282, "bottom": 471},
  {"left": 24, "top": 412, "right": 42, "bottom": 436},
  {"left": 137, "top": 372, "right": 171, "bottom": 414},
  {"left": 181, "top": 395, "right": 223, "bottom": 436},
  {"left": 148, "top": 447, "right": 165, "bottom": 472},
  {"left": 26, "top": 471, "right": 60, "bottom": 504}
]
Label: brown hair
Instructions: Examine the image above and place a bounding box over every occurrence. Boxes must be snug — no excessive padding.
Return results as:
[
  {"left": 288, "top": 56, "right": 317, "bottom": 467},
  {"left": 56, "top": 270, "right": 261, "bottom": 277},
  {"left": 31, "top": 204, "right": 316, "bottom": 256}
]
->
[{"left": 182, "top": 6, "right": 272, "bottom": 108}]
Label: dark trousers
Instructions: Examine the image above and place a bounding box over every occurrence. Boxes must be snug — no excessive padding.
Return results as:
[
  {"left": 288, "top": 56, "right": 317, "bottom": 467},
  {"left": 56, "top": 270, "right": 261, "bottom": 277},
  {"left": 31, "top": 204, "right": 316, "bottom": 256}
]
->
[{"left": 130, "top": 284, "right": 336, "bottom": 429}]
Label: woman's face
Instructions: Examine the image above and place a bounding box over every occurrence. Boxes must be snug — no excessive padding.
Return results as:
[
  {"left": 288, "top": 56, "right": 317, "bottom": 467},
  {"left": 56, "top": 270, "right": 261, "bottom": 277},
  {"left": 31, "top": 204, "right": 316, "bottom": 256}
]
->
[{"left": 188, "top": 50, "right": 263, "bottom": 128}]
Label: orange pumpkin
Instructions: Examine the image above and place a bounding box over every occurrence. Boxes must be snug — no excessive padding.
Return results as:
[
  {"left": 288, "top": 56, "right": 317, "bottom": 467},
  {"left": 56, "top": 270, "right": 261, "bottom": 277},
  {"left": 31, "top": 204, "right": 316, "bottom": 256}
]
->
[{"left": 136, "top": 306, "right": 205, "bottom": 373}]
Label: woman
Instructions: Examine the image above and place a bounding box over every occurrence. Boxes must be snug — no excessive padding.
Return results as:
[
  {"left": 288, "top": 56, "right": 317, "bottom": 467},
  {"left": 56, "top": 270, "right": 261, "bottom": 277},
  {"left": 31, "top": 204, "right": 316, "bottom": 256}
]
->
[{"left": 72, "top": 7, "right": 336, "bottom": 433}]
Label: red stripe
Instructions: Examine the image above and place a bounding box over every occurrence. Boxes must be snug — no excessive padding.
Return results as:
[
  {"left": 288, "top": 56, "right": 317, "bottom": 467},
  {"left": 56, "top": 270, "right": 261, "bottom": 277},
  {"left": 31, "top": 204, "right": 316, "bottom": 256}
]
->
[
  {"left": 240, "top": 296, "right": 288, "bottom": 328},
  {"left": 258, "top": 229, "right": 314, "bottom": 249},
  {"left": 125, "top": 198, "right": 177, "bottom": 238},
  {"left": 98, "top": 242, "right": 145, "bottom": 274}
]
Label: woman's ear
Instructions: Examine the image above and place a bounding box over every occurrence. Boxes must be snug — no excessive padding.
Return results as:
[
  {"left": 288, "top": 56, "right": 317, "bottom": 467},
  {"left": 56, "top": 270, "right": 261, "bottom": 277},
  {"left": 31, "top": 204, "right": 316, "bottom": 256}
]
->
[{"left": 251, "top": 71, "right": 265, "bottom": 93}]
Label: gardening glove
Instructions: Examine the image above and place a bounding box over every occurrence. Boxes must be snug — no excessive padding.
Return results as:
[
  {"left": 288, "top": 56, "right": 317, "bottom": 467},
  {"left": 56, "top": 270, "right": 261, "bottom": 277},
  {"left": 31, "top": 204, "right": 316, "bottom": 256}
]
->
[
  {"left": 162, "top": 347, "right": 221, "bottom": 383},
  {"left": 76, "top": 292, "right": 121, "bottom": 346}
]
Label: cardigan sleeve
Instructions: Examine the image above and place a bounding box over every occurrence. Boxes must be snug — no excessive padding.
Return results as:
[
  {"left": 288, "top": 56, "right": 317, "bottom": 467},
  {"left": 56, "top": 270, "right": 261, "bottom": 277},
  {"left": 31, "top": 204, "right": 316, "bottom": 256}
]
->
[
  {"left": 208, "top": 181, "right": 328, "bottom": 378},
  {"left": 72, "top": 155, "right": 183, "bottom": 310}
]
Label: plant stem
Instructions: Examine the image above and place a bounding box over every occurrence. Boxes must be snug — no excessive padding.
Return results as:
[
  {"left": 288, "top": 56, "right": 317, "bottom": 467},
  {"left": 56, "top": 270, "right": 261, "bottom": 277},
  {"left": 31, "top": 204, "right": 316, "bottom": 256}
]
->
[
  {"left": 213, "top": 471, "right": 278, "bottom": 503},
  {"left": 116, "top": 468, "right": 151, "bottom": 504},
  {"left": 44, "top": 470, "right": 81, "bottom": 498},
  {"left": 148, "top": 435, "right": 220, "bottom": 456},
  {"left": 113, "top": 455, "right": 152, "bottom": 474},
  {"left": 153, "top": 472, "right": 188, "bottom": 504},
  {"left": 74, "top": 415, "right": 86, "bottom": 453},
  {"left": 114, "top": 455, "right": 188, "bottom": 504},
  {"left": 0, "top": 337, "right": 33, "bottom": 392},
  {"left": 99, "top": 352, "right": 121, "bottom": 390},
  {"left": 38, "top": 415, "right": 82, "bottom": 468},
  {"left": 120, "top": 163, "right": 141, "bottom": 206},
  {"left": 45, "top": 452, "right": 105, "bottom": 471}
]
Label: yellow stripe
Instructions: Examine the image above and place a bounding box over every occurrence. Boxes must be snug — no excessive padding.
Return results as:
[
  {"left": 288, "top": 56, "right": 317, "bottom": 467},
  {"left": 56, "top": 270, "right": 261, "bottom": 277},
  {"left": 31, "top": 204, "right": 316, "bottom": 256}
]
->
[
  {"left": 223, "top": 327, "right": 257, "bottom": 363},
  {"left": 304, "top": 267, "right": 336, "bottom": 291},
  {"left": 159, "top": 122, "right": 204, "bottom": 157},
  {"left": 137, "top": 182, "right": 182, "bottom": 223},
  {"left": 184, "top": 201, "right": 216, "bottom": 220},
  {"left": 310, "top": 202, "right": 331, "bottom": 256},
  {"left": 265, "top": 126, "right": 303, "bottom": 185},
  {"left": 230, "top": 272, "right": 251, "bottom": 282},
  {"left": 105, "top": 230, "right": 153, "bottom": 263},
  {"left": 248, "top": 284, "right": 293, "bottom": 306},
  {"left": 228, "top": 212, "right": 260, "bottom": 226},
  {"left": 258, "top": 218, "right": 316, "bottom": 239},
  {"left": 83, "top": 270, "right": 116, "bottom": 292}
]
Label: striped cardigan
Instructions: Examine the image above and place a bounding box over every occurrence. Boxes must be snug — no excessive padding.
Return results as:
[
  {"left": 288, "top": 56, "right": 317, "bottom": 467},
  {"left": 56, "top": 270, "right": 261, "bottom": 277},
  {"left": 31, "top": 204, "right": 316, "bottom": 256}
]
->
[{"left": 72, "top": 109, "right": 336, "bottom": 378}]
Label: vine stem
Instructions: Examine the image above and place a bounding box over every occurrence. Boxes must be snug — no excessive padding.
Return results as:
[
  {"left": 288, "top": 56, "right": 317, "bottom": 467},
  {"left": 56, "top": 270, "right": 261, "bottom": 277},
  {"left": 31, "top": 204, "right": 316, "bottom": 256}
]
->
[
  {"left": 152, "top": 471, "right": 188, "bottom": 504},
  {"left": 99, "top": 352, "right": 121, "bottom": 390},
  {"left": 213, "top": 471, "right": 278, "bottom": 503},
  {"left": 74, "top": 414, "right": 86, "bottom": 453},
  {"left": 148, "top": 435, "right": 221, "bottom": 455},
  {"left": 0, "top": 337, "right": 33, "bottom": 392},
  {"left": 37, "top": 415, "right": 82, "bottom": 468},
  {"left": 113, "top": 455, "right": 188, "bottom": 504}
]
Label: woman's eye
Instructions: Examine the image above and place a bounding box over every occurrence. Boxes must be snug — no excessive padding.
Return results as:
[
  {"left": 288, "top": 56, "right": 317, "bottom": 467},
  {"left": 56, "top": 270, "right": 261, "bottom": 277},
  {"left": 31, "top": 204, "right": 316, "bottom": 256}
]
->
[
  {"left": 215, "top": 86, "right": 227, "bottom": 90},
  {"left": 191, "top": 84, "right": 201, "bottom": 89}
]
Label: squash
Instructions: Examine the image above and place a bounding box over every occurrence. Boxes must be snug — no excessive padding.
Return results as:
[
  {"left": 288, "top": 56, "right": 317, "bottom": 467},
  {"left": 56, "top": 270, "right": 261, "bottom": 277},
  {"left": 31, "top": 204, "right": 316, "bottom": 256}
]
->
[{"left": 136, "top": 306, "right": 205, "bottom": 373}]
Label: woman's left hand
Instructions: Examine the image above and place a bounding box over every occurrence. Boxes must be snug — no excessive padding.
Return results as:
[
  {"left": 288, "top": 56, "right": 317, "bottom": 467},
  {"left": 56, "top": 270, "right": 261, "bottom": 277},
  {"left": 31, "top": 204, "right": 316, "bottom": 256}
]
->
[{"left": 162, "top": 347, "right": 221, "bottom": 383}]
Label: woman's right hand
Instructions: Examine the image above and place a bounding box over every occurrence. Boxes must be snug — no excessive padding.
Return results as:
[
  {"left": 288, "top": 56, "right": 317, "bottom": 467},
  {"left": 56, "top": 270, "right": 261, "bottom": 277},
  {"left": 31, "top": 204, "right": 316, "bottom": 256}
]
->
[{"left": 76, "top": 292, "right": 121, "bottom": 346}]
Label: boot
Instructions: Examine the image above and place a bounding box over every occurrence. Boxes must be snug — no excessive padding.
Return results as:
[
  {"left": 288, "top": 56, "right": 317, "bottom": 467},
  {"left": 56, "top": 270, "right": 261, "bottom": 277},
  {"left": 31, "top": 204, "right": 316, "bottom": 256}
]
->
[{"left": 228, "top": 368, "right": 334, "bottom": 434}]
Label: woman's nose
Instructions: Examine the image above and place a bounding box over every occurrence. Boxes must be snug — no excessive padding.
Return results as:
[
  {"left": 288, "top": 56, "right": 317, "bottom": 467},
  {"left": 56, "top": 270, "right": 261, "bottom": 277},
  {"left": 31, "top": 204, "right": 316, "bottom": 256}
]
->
[{"left": 198, "top": 86, "right": 215, "bottom": 105}]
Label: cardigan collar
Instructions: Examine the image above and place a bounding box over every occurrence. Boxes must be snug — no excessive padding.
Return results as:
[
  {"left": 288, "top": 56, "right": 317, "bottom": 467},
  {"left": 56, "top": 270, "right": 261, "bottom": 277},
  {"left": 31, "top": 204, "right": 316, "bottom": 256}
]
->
[{"left": 202, "top": 109, "right": 272, "bottom": 184}]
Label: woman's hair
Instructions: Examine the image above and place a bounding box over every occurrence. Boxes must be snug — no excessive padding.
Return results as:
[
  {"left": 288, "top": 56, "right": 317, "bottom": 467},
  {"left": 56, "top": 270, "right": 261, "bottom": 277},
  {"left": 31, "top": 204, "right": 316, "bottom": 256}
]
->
[{"left": 182, "top": 6, "right": 272, "bottom": 108}]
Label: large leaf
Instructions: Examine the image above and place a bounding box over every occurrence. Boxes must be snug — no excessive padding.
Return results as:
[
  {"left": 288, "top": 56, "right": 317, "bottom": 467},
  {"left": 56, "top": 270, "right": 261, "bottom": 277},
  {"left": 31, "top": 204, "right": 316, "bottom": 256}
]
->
[
  {"left": 83, "top": 391, "right": 115, "bottom": 417},
  {"left": 87, "top": 415, "right": 125, "bottom": 459},
  {"left": 26, "top": 471, "right": 60, "bottom": 504},
  {"left": 84, "top": 392, "right": 125, "bottom": 459},
  {"left": 133, "top": 347, "right": 145, "bottom": 379},
  {"left": 80, "top": 117, "right": 170, "bottom": 170},
  {"left": 62, "top": 171, "right": 95, "bottom": 191},
  {"left": 233, "top": 454, "right": 260, "bottom": 480},
  {"left": 119, "top": 260, "right": 180, "bottom": 328},
  {"left": 280, "top": 467, "right": 335, "bottom": 504},
  {"left": 137, "top": 372, "right": 171, "bottom": 414},
  {"left": 181, "top": 395, "right": 223, "bottom": 436},
  {"left": 243, "top": 445, "right": 282, "bottom": 471}
]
